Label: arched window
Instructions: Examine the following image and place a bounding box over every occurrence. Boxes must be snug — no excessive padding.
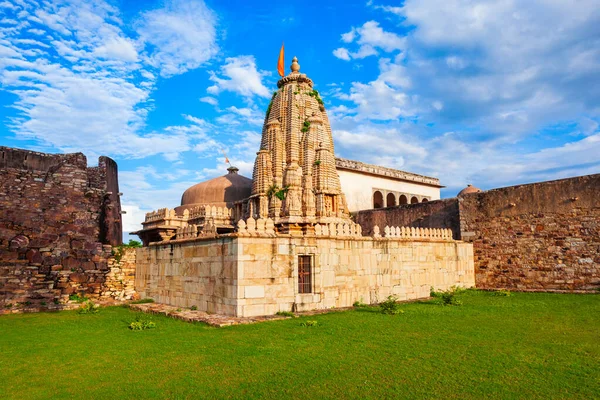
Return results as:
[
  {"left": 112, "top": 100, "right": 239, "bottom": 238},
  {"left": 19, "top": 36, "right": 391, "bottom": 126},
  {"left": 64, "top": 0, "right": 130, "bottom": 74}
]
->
[
  {"left": 410, "top": 196, "right": 419, "bottom": 204},
  {"left": 422, "top": 198, "right": 429, "bottom": 203},
  {"left": 399, "top": 195, "right": 408, "bottom": 205},
  {"left": 386, "top": 193, "right": 396, "bottom": 207},
  {"left": 373, "top": 191, "right": 383, "bottom": 209}
]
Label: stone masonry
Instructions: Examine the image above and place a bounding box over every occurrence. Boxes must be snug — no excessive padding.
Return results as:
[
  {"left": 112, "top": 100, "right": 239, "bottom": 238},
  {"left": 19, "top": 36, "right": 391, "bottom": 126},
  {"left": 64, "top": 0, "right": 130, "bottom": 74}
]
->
[
  {"left": 0, "top": 146, "right": 128, "bottom": 312},
  {"left": 135, "top": 225, "right": 474, "bottom": 317},
  {"left": 356, "top": 174, "right": 600, "bottom": 291}
]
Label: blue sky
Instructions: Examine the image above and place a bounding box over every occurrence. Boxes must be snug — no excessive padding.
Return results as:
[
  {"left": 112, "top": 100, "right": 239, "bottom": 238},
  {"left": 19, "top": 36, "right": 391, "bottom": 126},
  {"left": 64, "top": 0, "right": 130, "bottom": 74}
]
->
[{"left": 1, "top": 0, "right": 599, "bottom": 239}]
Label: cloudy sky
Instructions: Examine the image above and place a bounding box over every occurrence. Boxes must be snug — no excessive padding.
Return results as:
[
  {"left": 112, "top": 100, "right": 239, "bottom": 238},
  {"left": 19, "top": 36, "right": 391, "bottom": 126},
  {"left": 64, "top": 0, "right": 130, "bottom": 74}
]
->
[{"left": 1, "top": 0, "right": 599, "bottom": 239}]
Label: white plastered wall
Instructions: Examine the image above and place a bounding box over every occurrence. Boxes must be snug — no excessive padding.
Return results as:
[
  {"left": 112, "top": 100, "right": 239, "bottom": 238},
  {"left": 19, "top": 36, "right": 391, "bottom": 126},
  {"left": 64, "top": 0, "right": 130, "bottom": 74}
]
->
[{"left": 338, "top": 169, "right": 441, "bottom": 212}]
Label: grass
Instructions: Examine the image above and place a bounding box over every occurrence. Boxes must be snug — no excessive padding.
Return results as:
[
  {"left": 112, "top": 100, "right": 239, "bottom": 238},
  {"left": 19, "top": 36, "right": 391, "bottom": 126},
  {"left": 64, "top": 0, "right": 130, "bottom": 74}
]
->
[{"left": 0, "top": 291, "right": 598, "bottom": 399}]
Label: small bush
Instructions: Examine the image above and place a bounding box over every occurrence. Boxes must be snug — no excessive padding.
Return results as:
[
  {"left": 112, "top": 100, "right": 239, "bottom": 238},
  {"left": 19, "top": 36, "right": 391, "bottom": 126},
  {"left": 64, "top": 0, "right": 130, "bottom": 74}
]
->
[
  {"left": 129, "top": 318, "right": 156, "bottom": 331},
  {"left": 353, "top": 299, "right": 368, "bottom": 308},
  {"left": 130, "top": 298, "right": 155, "bottom": 304},
  {"left": 276, "top": 311, "right": 295, "bottom": 318},
  {"left": 492, "top": 289, "right": 512, "bottom": 297},
  {"left": 77, "top": 300, "right": 99, "bottom": 314},
  {"left": 380, "top": 296, "right": 404, "bottom": 315},
  {"left": 69, "top": 293, "right": 89, "bottom": 303},
  {"left": 431, "top": 287, "right": 463, "bottom": 306},
  {"left": 300, "top": 320, "right": 318, "bottom": 327},
  {"left": 190, "top": 305, "right": 198, "bottom": 311}
]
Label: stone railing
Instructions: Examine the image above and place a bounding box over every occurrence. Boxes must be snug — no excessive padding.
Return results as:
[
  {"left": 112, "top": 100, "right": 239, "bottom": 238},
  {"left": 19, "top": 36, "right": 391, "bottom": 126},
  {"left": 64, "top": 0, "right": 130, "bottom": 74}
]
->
[
  {"left": 188, "top": 205, "right": 232, "bottom": 220},
  {"left": 237, "top": 218, "right": 277, "bottom": 237},
  {"left": 175, "top": 221, "right": 217, "bottom": 240},
  {"left": 314, "top": 222, "right": 362, "bottom": 237},
  {"left": 143, "top": 207, "right": 188, "bottom": 229},
  {"left": 372, "top": 225, "right": 454, "bottom": 241}
]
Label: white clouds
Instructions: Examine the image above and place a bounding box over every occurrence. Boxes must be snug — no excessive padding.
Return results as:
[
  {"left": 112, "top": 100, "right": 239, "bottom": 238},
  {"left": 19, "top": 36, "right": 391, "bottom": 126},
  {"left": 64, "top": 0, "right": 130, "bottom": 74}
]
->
[
  {"left": 331, "top": 1, "right": 600, "bottom": 192},
  {"left": 207, "top": 55, "right": 270, "bottom": 98},
  {"left": 94, "top": 37, "right": 138, "bottom": 62},
  {"left": 333, "top": 48, "right": 351, "bottom": 61},
  {"left": 136, "top": 0, "right": 218, "bottom": 77},
  {"left": 0, "top": 0, "right": 224, "bottom": 160},
  {"left": 341, "top": 28, "right": 356, "bottom": 43},
  {"left": 341, "top": 80, "right": 410, "bottom": 120},
  {"left": 199, "top": 96, "right": 218, "bottom": 106},
  {"left": 335, "top": 21, "right": 405, "bottom": 60}
]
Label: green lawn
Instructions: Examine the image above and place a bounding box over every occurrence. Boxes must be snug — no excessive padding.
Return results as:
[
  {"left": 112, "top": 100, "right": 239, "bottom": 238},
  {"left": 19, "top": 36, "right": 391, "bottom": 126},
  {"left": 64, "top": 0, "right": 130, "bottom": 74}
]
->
[{"left": 1, "top": 291, "right": 598, "bottom": 399}]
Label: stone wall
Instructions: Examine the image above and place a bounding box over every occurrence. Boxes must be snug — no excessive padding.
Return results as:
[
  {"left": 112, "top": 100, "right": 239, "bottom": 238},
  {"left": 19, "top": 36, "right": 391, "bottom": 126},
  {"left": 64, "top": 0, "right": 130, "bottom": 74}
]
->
[
  {"left": 135, "top": 237, "right": 238, "bottom": 315},
  {"left": 0, "top": 146, "right": 124, "bottom": 311},
  {"left": 355, "top": 174, "right": 600, "bottom": 291},
  {"left": 355, "top": 198, "right": 460, "bottom": 239},
  {"left": 460, "top": 174, "right": 600, "bottom": 291},
  {"left": 101, "top": 247, "right": 137, "bottom": 301},
  {"left": 135, "top": 233, "right": 474, "bottom": 317}
]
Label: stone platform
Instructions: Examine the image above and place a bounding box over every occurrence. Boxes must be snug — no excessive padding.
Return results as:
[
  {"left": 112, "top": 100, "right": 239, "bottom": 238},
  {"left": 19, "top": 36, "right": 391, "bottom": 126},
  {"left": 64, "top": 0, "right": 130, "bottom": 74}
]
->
[{"left": 130, "top": 303, "right": 290, "bottom": 327}]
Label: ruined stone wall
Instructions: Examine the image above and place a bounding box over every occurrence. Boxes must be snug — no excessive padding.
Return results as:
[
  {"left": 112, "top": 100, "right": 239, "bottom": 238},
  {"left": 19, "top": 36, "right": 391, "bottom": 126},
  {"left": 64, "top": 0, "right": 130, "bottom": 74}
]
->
[
  {"left": 101, "top": 247, "right": 136, "bottom": 301},
  {"left": 460, "top": 174, "right": 600, "bottom": 291},
  {"left": 135, "top": 234, "right": 474, "bottom": 317},
  {"left": 355, "top": 198, "right": 460, "bottom": 239},
  {"left": 355, "top": 174, "right": 600, "bottom": 291},
  {"left": 0, "top": 146, "right": 124, "bottom": 311}
]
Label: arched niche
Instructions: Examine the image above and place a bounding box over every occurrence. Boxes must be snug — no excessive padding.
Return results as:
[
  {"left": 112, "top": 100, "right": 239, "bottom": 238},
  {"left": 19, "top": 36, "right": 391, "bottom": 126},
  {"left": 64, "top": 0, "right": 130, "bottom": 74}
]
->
[
  {"left": 386, "top": 192, "right": 396, "bottom": 207},
  {"left": 373, "top": 191, "right": 383, "bottom": 209}
]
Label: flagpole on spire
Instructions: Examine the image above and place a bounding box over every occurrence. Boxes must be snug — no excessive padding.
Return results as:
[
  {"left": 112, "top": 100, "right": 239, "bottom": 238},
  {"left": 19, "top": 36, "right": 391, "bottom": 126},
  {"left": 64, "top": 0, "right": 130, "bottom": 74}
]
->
[
  {"left": 221, "top": 149, "right": 231, "bottom": 167},
  {"left": 277, "top": 42, "right": 285, "bottom": 77}
]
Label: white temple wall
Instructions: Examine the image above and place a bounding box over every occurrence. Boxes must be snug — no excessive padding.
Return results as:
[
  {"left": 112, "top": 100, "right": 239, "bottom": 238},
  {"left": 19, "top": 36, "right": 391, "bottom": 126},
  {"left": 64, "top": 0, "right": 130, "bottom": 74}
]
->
[
  {"left": 135, "top": 235, "right": 474, "bottom": 317},
  {"left": 135, "top": 237, "right": 239, "bottom": 315},
  {"left": 337, "top": 169, "right": 441, "bottom": 212}
]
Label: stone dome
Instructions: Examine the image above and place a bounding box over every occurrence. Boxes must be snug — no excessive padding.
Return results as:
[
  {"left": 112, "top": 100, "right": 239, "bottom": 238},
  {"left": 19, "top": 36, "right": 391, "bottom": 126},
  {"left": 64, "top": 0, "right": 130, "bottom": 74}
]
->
[
  {"left": 458, "top": 184, "right": 482, "bottom": 197},
  {"left": 178, "top": 167, "right": 252, "bottom": 211}
]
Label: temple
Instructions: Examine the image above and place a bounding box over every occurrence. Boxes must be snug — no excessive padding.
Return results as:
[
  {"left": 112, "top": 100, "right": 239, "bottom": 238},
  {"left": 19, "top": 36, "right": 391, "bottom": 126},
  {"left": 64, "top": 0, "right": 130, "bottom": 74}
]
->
[{"left": 133, "top": 57, "right": 474, "bottom": 317}]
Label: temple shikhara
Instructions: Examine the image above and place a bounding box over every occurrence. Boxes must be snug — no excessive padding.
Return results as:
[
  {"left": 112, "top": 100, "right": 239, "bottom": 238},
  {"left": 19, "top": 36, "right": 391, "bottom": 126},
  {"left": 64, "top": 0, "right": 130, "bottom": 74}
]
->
[{"left": 132, "top": 57, "right": 474, "bottom": 317}]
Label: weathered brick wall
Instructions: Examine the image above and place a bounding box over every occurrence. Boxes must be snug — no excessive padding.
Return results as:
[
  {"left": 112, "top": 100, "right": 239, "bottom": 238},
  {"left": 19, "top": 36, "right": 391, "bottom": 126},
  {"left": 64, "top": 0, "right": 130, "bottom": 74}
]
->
[
  {"left": 0, "top": 146, "right": 125, "bottom": 312},
  {"left": 355, "top": 198, "right": 460, "bottom": 239},
  {"left": 355, "top": 174, "right": 600, "bottom": 291},
  {"left": 460, "top": 174, "right": 600, "bottom": 291}
]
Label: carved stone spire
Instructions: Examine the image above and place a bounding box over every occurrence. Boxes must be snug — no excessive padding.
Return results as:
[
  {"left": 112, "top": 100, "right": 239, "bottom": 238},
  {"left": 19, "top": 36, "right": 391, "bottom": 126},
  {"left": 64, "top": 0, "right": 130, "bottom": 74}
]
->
[{"left": 248, "top": 56, "right": 350, "bottom": 231}]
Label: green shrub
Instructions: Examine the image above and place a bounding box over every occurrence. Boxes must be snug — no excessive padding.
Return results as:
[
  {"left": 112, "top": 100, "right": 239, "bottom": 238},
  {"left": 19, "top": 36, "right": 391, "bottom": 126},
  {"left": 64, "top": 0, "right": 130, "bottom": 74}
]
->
[
  {"left": 300, "top": 320, "right": 318, "bottom": 327},
  {"left": 353, "top": 299, "right": 368, "bottom": 308},
  {"left": 190, "top": 305, "right": 198, "bottom": 311},
  {"left": 380, "top": 296, "right": 404, "bottom": 315},
  {"left": 492, "top": 289, "right": 512, "bottom": 297},
  {"left": 431, "top": 287, "right": 463, "bottom": 306},
  {"left": 77, "top": 300, "right": 99, "bottom": 314},
  {"left": 69, "top": 293, "right": 89, "bottom": 303},
  {"left": 276, "top": 311, "right": 295, "bottom": 318},
  {"left": 130, "top": 298, "right": 155, "bottom": 304},
  {"left": 129, "top": 318, "right": 156, "bottom": 331}
]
